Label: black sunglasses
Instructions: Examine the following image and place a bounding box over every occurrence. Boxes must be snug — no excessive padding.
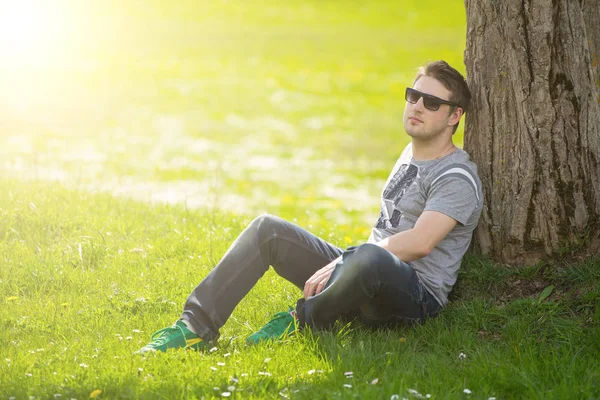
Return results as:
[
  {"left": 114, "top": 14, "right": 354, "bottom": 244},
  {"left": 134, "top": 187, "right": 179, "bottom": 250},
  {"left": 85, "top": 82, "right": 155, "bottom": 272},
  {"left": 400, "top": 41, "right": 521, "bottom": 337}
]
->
[{"left": 405, "top": 87, "right": 460, "bottom": 111}]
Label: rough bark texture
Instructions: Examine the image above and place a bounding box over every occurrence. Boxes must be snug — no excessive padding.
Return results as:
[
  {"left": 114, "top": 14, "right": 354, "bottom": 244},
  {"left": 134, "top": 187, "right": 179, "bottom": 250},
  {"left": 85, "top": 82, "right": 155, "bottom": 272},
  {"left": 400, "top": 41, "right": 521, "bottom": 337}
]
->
[{"left": 464, "top": 0, "right": 600, "bottom": 264}]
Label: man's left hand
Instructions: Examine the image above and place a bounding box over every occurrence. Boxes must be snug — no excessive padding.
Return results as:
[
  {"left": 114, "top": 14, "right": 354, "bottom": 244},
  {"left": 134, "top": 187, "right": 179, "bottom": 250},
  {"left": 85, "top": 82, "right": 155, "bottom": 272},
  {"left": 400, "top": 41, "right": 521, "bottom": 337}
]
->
[{"left": 303, "top": 257, "right": 340, "bottom": 299}]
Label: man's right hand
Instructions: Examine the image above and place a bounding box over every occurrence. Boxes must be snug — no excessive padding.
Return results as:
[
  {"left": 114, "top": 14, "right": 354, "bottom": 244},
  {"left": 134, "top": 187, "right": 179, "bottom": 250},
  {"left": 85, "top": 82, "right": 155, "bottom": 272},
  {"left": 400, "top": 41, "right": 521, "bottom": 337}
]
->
[{"left": 303, "top": 256, "right": 341, "bottom": 299}]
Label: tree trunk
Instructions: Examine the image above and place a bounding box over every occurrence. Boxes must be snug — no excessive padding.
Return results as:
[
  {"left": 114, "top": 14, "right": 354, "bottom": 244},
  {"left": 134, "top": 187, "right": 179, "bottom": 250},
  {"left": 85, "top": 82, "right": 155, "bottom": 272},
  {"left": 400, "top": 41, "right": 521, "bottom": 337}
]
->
[{"left": 464, "top": 0, "right": 600, "bottom": 264}]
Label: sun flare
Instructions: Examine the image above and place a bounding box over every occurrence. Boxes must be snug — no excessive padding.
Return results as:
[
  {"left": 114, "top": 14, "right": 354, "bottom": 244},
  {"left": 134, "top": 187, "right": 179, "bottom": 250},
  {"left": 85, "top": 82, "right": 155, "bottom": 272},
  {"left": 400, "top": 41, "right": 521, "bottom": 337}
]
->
[{"left": 0, "top": 0, "right": 69, "bottom": 67}]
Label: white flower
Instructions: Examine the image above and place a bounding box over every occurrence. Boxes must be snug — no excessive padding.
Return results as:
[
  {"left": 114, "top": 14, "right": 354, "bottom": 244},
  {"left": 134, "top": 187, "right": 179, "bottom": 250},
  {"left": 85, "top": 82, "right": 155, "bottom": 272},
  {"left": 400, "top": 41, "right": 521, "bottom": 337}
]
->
[
  {"left": 459, "top": 352, "right": 467, "bottom": 360},
  {"left": 79, "top": 363, "right": 88, "bottom": 368},
  {"left": 138, "top": 368, "right": 143, "bottom": 372},
  {"left": 343, "top": 384, "right": 352, "bottom": 388},
  {"left": 221, "top": 392, "right": 231, "bottom": 397},
  {"left": 210, "top": 367, "right": 218, "bottom": 371},
  {"left": 308, "top": 369, "right": 316, "bottom": 375},
  {"left": 264, "top": 358, "right": 271, "bottom": 363},
  {"left": 54, "top": 394, "right": 62, "bottom": 398},
  {"left": 25, "top": 373, "right": 33, "bottom": 377},
  {"left": 407, "top": 388, "right": 423, "bottom": 398},
  {"left": 258, "top": 371, "right": 272, "bottom": 376},
  {"left": 391, "top": 395, "right": 400, "bottom": 400},
  {"left": 209, "top": 347, "right": 218, "bottom": 352},
  {"left": 464, "top": 388, "right": 472, "bottom": 395},
  {"left": 224, "top": 353, "right": 231, "bottom": 357},
  {"left": 217, "top": 362, "right": 225, "bottom": 366},
  {"left": 344, "top": 371, "right": 353, "bottom": 376},
  {"left": 133, "top": 329, "right": 141, "bottom": 333},
  {"left": 227, "top": 386, "right": 235, "bottom": 391},
  {"left": 126, "top": 336, "right": 133, "bottom": 340}
]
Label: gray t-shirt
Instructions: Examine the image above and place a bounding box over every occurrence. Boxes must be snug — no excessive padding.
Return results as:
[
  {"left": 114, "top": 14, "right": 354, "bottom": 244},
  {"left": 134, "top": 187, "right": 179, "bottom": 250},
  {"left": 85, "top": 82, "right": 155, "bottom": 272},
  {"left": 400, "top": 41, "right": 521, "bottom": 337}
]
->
[{"left": 367, "top": 143, "right": 483, "bottom": 306}]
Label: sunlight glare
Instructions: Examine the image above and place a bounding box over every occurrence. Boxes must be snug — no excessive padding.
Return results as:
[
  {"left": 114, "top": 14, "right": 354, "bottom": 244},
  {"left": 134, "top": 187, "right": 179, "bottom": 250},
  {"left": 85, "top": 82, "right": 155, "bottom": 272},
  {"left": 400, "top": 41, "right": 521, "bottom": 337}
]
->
[{"left": 0, "top": 0, "right": 69, "bottom": 67}]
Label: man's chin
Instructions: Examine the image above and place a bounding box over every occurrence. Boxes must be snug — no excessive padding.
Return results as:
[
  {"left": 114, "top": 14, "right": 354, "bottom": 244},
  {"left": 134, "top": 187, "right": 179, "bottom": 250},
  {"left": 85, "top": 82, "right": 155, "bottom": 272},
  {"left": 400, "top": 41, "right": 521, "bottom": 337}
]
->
[{"left": 405, "top": 128, "right": 419, "bottom": 138}]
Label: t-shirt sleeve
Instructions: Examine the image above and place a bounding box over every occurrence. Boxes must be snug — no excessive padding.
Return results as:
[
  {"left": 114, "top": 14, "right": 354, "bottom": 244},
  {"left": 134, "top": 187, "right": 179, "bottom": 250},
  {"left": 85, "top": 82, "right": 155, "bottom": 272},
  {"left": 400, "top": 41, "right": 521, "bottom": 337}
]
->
[{"left": 424, "top": 174, "right": 479, "bottom": 225}]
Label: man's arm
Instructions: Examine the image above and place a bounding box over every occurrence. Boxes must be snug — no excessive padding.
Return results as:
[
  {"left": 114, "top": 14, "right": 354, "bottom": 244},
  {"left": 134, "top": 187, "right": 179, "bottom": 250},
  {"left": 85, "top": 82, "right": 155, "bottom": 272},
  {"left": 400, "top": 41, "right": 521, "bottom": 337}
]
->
[
  {"left": 376, "top": 210, "right": 458, "bottom": 261},
  {"left": 303, "top": 211, "right": 458, "bottom": 299}
]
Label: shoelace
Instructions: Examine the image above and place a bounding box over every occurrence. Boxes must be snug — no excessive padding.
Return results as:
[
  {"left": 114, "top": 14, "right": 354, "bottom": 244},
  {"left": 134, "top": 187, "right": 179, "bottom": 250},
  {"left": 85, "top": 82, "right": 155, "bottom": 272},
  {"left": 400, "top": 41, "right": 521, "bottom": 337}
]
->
[
  {"left": 260, "top": 312, "right": 290, "bottom": 334},
  {"left": 148, "top": 324, "right": 184, "bottom": 347}
]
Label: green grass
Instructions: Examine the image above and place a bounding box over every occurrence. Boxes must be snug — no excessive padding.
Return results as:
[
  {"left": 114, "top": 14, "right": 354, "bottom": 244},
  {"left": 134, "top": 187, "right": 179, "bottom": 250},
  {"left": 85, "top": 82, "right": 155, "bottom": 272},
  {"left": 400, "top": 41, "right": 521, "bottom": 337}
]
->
[
  {"left": 2, "top": 1, "right": 599, "bottom": 398},
  {"left": 1, "top": 180, "right": 599, "bottom": 399}
]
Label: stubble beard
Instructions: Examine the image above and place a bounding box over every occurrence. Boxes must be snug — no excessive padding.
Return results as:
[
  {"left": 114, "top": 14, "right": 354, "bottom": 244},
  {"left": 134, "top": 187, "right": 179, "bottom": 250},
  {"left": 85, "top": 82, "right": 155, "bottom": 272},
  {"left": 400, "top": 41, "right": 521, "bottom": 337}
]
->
[
  {"left": 404, "top": 107, "right": 451, "bottom": 141},
  {"left": 405, "top": 122, "right": 446, "bottom": 142}
]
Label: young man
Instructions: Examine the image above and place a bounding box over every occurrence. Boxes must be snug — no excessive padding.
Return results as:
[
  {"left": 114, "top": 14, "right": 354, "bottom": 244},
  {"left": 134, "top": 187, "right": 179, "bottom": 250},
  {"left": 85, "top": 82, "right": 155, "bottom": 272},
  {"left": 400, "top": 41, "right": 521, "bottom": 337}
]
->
[{"left": 137, "top": 60, "right": 482, "bottom": 353}]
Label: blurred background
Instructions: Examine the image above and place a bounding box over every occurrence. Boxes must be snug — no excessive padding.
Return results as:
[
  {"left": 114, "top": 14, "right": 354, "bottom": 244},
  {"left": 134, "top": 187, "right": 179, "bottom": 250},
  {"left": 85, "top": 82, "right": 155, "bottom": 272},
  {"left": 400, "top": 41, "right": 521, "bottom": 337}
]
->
[{"left": 0, "top": 0, "right": 466, "bottom": 228}]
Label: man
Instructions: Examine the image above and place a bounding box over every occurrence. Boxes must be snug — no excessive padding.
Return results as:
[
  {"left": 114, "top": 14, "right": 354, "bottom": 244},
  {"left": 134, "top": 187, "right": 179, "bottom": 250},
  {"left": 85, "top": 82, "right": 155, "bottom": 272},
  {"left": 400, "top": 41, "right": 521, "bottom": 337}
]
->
[{"left": 137, "top": 60, "right": 482, "bottom": 353}]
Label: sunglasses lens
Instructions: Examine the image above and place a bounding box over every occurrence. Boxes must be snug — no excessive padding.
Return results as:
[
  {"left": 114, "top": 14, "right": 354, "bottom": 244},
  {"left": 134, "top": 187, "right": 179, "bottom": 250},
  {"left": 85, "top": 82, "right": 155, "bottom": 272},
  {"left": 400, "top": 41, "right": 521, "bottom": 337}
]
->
[
  {"left": 423, "top": 97, "right": 441, "bottom": 111},
  {"left": 406, "top": 88, "right": 420, "bottom": 104}
]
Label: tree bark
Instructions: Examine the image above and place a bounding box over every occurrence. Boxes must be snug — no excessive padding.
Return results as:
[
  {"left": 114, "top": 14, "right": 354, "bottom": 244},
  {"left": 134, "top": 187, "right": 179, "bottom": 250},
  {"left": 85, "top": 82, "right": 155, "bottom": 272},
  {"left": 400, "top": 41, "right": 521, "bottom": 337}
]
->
[{"left": 464, "top": 0, "right": 600, "bottom": 264}]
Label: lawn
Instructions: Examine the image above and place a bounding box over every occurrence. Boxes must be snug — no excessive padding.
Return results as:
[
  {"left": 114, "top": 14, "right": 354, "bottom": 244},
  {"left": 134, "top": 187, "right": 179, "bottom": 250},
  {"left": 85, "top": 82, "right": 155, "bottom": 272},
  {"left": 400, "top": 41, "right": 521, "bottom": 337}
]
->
[{"left": 1, "top": 1, "right": 599, "bottom": 399}]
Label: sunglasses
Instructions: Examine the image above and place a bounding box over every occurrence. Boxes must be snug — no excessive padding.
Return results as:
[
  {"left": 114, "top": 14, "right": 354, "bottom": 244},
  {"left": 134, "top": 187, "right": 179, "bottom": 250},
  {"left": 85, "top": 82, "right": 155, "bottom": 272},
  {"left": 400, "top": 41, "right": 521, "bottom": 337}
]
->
[{"left": 405, "top": 87, "right": 460, "bottom": 111}]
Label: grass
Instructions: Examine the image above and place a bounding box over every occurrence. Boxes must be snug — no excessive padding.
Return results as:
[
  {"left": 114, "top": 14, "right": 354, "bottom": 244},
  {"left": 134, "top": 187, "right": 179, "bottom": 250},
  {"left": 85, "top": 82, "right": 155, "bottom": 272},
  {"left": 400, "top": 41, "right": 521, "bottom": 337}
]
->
[
  {"left": 1, "top": 179, "right": 599, "bottom": 399},
  {"left": 1, "top": 0, "right": 599, "bottom": 398}
]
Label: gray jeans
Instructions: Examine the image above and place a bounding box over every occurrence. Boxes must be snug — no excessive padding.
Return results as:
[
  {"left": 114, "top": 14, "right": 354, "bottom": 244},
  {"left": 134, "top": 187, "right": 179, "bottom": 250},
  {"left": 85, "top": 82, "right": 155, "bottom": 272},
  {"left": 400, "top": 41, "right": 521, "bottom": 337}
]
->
[{"left": 181, "top": 214, "right": 441, "bottom": 341}]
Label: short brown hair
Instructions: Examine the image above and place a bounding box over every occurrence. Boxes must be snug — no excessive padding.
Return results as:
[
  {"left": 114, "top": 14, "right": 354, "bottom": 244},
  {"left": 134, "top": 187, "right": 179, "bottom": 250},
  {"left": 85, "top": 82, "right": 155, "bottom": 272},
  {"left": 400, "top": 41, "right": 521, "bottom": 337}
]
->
[{"left": 414, "top": 60, "right": 471, "bottom": 133}]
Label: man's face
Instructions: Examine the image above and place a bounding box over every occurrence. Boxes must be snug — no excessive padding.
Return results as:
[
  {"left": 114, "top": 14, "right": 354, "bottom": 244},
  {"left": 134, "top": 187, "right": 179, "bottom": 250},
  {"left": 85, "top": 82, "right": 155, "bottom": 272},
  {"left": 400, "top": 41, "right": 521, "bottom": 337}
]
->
[{"left": 403, "top": 75, "right": 458, "bottom": 140}]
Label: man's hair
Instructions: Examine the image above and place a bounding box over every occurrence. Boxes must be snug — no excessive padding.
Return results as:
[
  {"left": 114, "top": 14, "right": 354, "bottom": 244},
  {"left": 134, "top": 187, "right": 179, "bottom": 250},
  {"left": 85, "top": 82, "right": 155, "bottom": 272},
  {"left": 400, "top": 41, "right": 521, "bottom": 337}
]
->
[{"left": 414, "top": 60, "right": 471, "bottom": 133}]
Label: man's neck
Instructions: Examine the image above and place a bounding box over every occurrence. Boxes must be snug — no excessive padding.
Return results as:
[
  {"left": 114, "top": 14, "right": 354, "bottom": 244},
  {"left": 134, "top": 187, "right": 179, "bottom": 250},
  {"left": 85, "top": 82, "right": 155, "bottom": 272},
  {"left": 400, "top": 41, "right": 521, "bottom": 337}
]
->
[{"left": 411, "top": 137, "right": 456, "bottom": 161}]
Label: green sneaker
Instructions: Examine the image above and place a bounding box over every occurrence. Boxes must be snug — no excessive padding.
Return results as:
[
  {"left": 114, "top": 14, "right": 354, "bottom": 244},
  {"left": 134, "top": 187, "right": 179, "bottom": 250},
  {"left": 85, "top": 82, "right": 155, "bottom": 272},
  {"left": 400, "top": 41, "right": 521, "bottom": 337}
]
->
[
  {"left": 135, "top": 320, "right": 207, "bottom": 354},
  {"left": 246, "top": 309, "right": 297, "bottom": 345}
]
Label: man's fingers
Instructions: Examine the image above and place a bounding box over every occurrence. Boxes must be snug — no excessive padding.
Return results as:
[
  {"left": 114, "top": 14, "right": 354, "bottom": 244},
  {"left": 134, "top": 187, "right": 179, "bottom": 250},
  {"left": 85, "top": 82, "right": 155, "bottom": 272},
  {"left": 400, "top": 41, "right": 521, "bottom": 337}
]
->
[
  {"left": 305, "top": 276, "right": 329, "bottom": 298},
  {"left": 304, "top": 272, "right": 323, "bottom": 298},
  {"left": 303, "top": 280, "right": 316, "bottom": 299},
  {"left": 304, "top": 284, "right": 315, "bottom": 299},
  {"left": 314, "top": 279, "right": 328, "bottom": 296},
  {"left": 304, "top": 278, "right": 319, "bottom": 299},
  {"left": 303, "top": 273, "right": 315, "bottom": 298},
  {"left": 304, "top": 262, "right": 336, "bottom": 299}
]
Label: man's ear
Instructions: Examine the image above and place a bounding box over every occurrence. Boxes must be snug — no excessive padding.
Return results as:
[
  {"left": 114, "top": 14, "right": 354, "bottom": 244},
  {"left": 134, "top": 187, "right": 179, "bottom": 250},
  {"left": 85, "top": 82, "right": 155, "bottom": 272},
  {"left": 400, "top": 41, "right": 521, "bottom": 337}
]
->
[{"left": 448, "top": 107, "right": 463, "bottom": 127}]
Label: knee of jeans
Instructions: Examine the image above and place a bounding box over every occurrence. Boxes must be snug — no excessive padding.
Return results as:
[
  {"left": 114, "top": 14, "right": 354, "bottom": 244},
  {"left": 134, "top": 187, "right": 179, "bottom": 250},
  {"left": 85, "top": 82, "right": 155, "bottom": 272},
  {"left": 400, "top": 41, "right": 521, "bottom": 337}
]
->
[
  {"left": 251, "top": 213, "right": 283, "bottom": 242},
  {"left": 342, "top": 243, "right": 389, "bottom": 278},
  {"left": 350, "top": 243, "right": 391, "bottom": 265}
]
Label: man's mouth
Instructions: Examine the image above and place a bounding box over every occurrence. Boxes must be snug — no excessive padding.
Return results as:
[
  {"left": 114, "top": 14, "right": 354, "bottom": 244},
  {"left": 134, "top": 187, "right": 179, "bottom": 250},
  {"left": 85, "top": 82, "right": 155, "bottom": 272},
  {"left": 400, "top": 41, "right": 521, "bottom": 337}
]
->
[{"left": 408, "top": 116, "right": 423, "bottom": 123}]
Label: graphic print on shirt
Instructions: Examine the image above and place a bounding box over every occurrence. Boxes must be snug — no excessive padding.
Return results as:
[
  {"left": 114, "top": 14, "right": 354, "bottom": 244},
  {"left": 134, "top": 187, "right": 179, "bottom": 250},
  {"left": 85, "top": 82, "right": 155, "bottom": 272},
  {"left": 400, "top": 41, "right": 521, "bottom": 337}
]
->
[{"left": 375, "top": 163, "right": 419, "bottom": 229}]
